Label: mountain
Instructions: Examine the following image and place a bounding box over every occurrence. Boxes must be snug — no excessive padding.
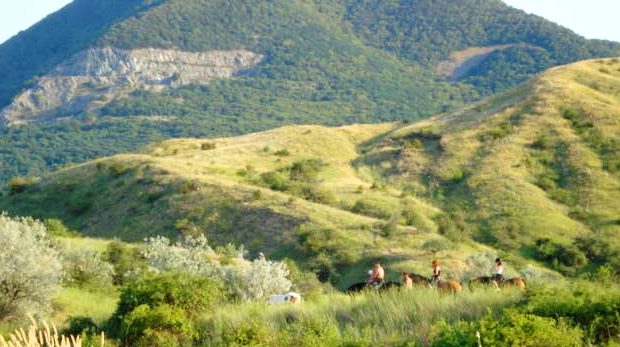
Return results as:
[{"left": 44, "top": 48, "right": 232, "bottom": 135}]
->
[
  {"left": 3, "top": 57, "right": 619, "bottom": 282},
  {"left": 0, "top": 0, "right": 619, "bottom": 182}
]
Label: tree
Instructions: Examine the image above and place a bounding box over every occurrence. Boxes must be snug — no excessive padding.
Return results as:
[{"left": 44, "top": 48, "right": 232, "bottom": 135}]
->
[{"left": 0, "top": 213, "right": 62, "bottom": 322}]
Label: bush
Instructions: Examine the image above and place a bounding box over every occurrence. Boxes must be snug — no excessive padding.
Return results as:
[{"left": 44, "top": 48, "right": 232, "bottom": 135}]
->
[
  {"left": 352, "top": 199, "right": 394, "bottom": 219},
  {"left": 289, "top": 159, "right": 325, "bottom": 183},
  {"left": 0, "top": 214, "right": 62, "bottom": 322},
  {"left": 222, "top": 257, "right": 292, "bottom": 302},
  {"left": 62, "top": 249, "right": 115, "bottom": 288},
  {"left": 7, "top": 176, "right": 37, "bottom": 195},
  {"left": 435, "top": 213, "right": 470, "bottom": 242},
  {"left": 525, "top": 282, "right": 620, "bottom": 344},
  {"left": 201, "top": 142, "right": 216, "bottom": 150},
  {"left": 110, "top": 271, "right": 224, "bottom": 338},
  {"left": 104, "top": 240, "right": 146, "bottom": 285},
  {"left": 260, "top": 171, "right": 289, "bottom": 191},
  {"left": 279, "top": 317, "right": 341, "bottom": 347},
  {"left": 141, "top": 235, "right": 292, "bottom": 302},
  {"left": 218, "top": 316, "right": 276, "bottom": 346},
  {"left": 43, "top": 219, "right": 79, "bottom": 237},
  {"left": 274, "top": 149, "right": 290, "bottom": 157},
  {"left": 430, "top": 310, "right": 584, "bottom": 347},
  {"left": 292, "top": 184, "right": 336, "bottom": 204},
  {"left": 65, "top": 316, "right": 99, "bottom": 336},
  {"left": 121, "top": 304, "right": 196, "bottom": 347},
  {"left": 534, "top": 238, "right": 588, "bottom": 273}
]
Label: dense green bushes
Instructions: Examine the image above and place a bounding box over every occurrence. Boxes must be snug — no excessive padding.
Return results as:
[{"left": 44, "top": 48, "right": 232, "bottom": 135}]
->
[
  {"left": 534, "top": 238, "right": 588, "bottom": 274},
  {"left": 109, "top": 272, "right": 224, "bottom": 346},
  {"left": 430, "top": 310, "right": 584, "bottom": 347},
  {"left": 524, "top": 282, "right": 620, "bottom": 345},
  {"left": 257, "top": 159, "right": 335, "bottom": 204}
]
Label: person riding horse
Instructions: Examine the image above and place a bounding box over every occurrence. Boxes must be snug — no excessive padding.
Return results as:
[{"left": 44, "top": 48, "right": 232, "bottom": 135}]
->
[
  {"left": 430, "top": 259, "right": 442, "bottom": 286},
  {"left": 368, "top": 263, "right": 385, "bottom": 288},
  {"left": 492, "top": 257, "right": 504, "bottom": 288}
]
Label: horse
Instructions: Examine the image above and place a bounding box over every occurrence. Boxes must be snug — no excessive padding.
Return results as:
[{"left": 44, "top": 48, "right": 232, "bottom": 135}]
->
[
  {"left": 406, "top": 273, "right": 461, "bottom": 293},
  {"left": 406, "top": 273, "right": 432, "bottom": 288},
  {"left": 435, "top": 279, "right": 463, "bottom": 294},
  {"left": 500, "top": 277, "right": 526, "bottom": 289},
  {"left": 345, "top": 280, "right": 402, "bottom": 294},
  {"left": 469, "top": 276, "right": 526, "bottom": 290}
]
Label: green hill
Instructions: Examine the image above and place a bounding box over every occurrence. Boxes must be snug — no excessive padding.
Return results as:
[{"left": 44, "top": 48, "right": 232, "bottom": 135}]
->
[
  {"left": 1, "top": 0, "right": 619, "bottom": 182},
  {"left": 3, "top": 58, "right": 620, "bottom": 282}
]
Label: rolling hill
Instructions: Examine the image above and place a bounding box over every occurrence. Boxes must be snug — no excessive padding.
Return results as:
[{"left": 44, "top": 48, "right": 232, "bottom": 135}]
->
[
  {"left": 3, "top": 58, "right": 619, "bottom": 284},
  {"left": 1, "top": 0, "right": 619, "bottom": 182}
]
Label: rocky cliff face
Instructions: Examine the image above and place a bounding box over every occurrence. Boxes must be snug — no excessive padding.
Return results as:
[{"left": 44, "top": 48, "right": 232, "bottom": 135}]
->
[{"left": 1, "top": 47, "right": 263, "bottom": 124}]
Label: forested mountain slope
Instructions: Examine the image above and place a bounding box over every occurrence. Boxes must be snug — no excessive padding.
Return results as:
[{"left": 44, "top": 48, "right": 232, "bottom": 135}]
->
[
  {"left": 3, "top": 58, "right": 619, "bottom": 281},
  {"left": 0, "top": 0, "right": 618, "bottom": 182}
]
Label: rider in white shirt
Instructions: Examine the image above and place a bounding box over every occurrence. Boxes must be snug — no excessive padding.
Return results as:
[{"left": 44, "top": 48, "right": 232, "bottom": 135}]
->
[{"left": 493, "top": 257, "right": 504, "bottom": 284}]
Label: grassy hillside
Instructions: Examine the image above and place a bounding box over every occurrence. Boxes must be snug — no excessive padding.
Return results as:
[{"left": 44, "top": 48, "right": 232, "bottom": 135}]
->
[
  {"left": 1, "top": 123, "right": 503, "bottom": 287},
  {"left": 1, "top": 0, "right": 619, "bottom": 182},
  {"left": 3, "top": 58, "right": 620, "bottom": 281}
]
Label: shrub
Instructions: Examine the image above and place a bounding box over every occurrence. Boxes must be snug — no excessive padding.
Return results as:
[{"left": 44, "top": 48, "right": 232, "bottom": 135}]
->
[
  {"left": 218, "top": 316, "right": 276, "bottom": 346},
  {"left": 295, "top": 185, "right": 336, "bottom": 204},
  {"left": 7, "top": 176, "right": 37, "bottom": 195},
  {"left": 289, "top": 159, "right": 325, "bottom": 182},
  {"left": 200, "top": 142, "right": 216, "bottom": 150},
  {"left": 110, "top": 271, "right": 224, "bottom": 338},
  {"left": 104, "top": 240, "right": 146, "bottom": 285},
  {"left": 44, "top": 219, "right": 80, "bottom": 237},
  {"left": 279, "top": 317, "right": 341, "bottom": 347},
  {"left": 274, "top": 149, "right": 290, "bottom": 157},
  {"left": 422, "top": 239, "right": 450, "bottom": 258},
  {"left": 260, "top": 171, "right": 289, "bottom": 191},
  {"left": 121, "top": 304, "right": 196, "bottom": 347},
  {"left": 65, "top": 316, "right": 99, "bottom": 336},
  {"left": 142, "top": 235, "right": 217, "bottom": 277},
  {"left": 525, "top": 282, "right": 620, "bottom": 344},
  {"left": 352, "top": 199, "right": 393, "bottom": 219},
  {"left": 0, "top": 214, "right": 62, "bottom": 322},
  {"left": 430, "top": 310, "right": 584, "bottom": 347},
  {"left": 435, "top": 213, "right": 469, "bottom": 242},
  {"left": 142, "top": 235, "right": 292, "bottom": 302},
  {"left": 108, "top": 163, "right": 130, "bottom": 176},
  {"left": 222, "top": 257, "right": 292, "bottom": 302},
  {"left": 62, "top": 249, "right": 114, "bottom": 288},
  {"left": 178, "top": 181, "right": 199, "bottom": 194},
  {"left": 534, "top": 238, "right": 588, "bottom": 273}
]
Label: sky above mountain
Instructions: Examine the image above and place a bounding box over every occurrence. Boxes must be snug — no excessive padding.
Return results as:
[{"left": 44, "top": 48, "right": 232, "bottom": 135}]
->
[{"left": 0, "top": 0, "right": 619, "bottom": 45}]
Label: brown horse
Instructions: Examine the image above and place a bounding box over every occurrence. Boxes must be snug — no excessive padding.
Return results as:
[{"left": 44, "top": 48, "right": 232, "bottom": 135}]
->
[
  {"left": 469, "top": 276, "right": 526, "bottom": 290},
  {"left": 435, "top": 279, "right": 463, "bottom": 294},
  {"left": 500, "top": 277, "right": 526, "bottom": 289}
]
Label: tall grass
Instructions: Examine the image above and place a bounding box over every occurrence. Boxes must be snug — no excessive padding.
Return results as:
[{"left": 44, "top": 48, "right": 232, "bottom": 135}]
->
[
  {"left": 0, "top": 319, "right": 104, "bottom": 347},
  {"left": 200, "top": 287, "right": 523, "bottom": 345}
]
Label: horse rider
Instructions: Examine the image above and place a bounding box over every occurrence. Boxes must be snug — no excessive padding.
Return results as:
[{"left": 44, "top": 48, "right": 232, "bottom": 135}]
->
[
  {"left": 430, "top": 259, "right": 442, "bottom": 286},
  {"left": 368, "top": 263, "right": 385, "bottom": 287},
  {"left": 492, "top": 257, "right": 504, "bottom": 288}
]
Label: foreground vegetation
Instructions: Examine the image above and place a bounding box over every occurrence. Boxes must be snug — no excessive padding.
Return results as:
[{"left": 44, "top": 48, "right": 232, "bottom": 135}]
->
[{"left": 1, "top": 213, "right": 619, "bottom": 346}]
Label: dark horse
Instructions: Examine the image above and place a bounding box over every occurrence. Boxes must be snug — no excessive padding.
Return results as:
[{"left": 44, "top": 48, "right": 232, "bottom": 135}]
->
[
  {"left": 346, "top": 280, "right": 401, "bottom": 293},
  {"left": 406, "top": 272, "right": 461, "bottom": 293},
  {"left": 406, "top": 273, "right": 432, "bottom": 288}
]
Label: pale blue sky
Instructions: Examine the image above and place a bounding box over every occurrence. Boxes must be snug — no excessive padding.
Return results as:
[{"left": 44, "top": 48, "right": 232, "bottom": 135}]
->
[{"left": 0, "top": 0, "right": 619, "bottom": 45}]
